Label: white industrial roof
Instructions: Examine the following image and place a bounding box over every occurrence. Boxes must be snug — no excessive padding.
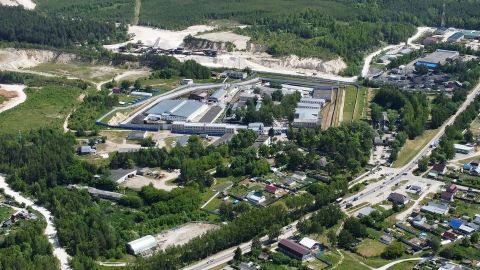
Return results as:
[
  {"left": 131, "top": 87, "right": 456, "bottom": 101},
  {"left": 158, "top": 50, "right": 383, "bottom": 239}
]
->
[
  {"left": 299, "top": 237, "right": 317, "bottom": 249},
  {"left": 128, "top": 235, "right": 157, "bottom": 255},
  {"left": 454, "top": 144, "right": 474, "bottom": 151},
  {"left": 146, "top": 99, "right": 205, "bottom": 118}
]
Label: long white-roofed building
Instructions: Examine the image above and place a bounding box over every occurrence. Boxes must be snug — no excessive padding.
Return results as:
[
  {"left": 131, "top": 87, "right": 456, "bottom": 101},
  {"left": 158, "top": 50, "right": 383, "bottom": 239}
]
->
[
  {"left": 144, "top": 99, "right": 208, "bottom": 122},
  {"left": 127, "top": 235, "right": 157, "bottom": 255}
]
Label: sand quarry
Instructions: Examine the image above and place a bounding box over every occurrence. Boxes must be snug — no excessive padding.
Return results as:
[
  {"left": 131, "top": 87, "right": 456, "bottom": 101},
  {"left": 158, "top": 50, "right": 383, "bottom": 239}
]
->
[
  {"left": 0, "top": 0, "right": 35, "bottom": 9},
  {"left": 0, "top": 84, "right": 26, "bottom": 113}
]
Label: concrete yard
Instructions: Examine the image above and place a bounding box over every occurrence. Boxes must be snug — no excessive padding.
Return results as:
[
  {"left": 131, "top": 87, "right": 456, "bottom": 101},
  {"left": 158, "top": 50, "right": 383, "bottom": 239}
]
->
[
  {"left": 156, "top": 222, "right": 219, "bottom": 251},
  {"left": 121, "top": 172, "right": 179, "bottom": 191}
]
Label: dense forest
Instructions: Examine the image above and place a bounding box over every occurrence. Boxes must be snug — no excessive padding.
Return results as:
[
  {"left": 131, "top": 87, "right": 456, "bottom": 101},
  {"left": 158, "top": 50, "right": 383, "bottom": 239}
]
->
[
  {"left": 0, "top": 218, "right": 59, "bottom": 270},
  {"left": 0, "top": 6, "right": 127, "bottom": 48},
  {"left": 287, "top": 121, "right": 375, "bottom": 176}
]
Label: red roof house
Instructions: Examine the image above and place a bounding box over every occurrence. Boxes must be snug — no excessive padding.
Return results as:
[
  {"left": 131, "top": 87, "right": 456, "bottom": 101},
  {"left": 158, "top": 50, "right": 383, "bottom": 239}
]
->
[
  {"left": 447, "top": 184, "right": 458, "bottom": 193},
  {"left": 265, "top": 184, "right": 278, "bottom": 194},
  {"left": 441, "top": 191, "right": 454, "bottom": 202},
  {"left": 442, "top": 231, "right": 457, "bottom": 240}
]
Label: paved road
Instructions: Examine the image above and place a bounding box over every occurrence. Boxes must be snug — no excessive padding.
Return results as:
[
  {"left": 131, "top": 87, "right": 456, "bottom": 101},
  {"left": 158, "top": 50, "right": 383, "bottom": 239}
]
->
[
  {"left": 183, "top": 221, "right": 299, "bottom": 270},
  {"left": 343, "top": 80, "right": 480, "bottom": 210},
  {"left": 0, "top": 175, "right": 71, "bottom": 269}
]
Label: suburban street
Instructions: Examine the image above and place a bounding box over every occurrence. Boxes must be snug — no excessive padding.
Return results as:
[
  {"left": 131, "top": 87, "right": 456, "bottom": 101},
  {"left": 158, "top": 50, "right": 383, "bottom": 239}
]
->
[{"left": 342, "top": 79, "right": 480, "bottom": 211}]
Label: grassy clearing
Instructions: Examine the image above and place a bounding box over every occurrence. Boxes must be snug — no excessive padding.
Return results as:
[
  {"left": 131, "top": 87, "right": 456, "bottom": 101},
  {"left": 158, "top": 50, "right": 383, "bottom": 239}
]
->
[
  {"left": 336, "top": 251, "right": 371, "bottom": 270},
  {"left": 30, "top": 63, "right": 124, "bottom": 83},
  {"left": 470, "top": 116, "right": 480, "bottom": 137},
  {"left": 355, "top": 239, "right": 386, "bottom": 257},
  {"left": 203, "top": 197, "right": 222, "bottom": 212},
  {"left": 354, "top": 87, "right": 368, "bottom": 120},
  {"left": 342, "top": 86, "right": 358, "bottom": 122},
  {"left": 0, "top": 86, "right": 83, "bottom": 134},
  {"left": 393, "top": 128, "right": 439, "bottom": 168},
  {"left": 0, "top": 206, "right": 13, "bottom": 221},
  {"left": 333, "top": 87, "right": 344, "bottom": 127}
]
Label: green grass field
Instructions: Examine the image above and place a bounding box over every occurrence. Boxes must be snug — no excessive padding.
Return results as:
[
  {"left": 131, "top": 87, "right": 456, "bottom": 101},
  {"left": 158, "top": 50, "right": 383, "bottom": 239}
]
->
[
  {"left": 0, "top": 86, "right": 83, "bottom": 134},
  {"left": 342, "top": 86, "right": 358, "bottom": 122},
  {"left": 31, "top": 63, "right": 127, "bottom": 83},
  {"left": 393, "top": 128, "right": 439, "bottom": 168},
  {"left": 0, "top": 206, "right": 13, "bottom": 221},
  {"left": 0, "top": 96, "right": 6, "bottom": 104},
  {"left": 355, "top": 239, "right": 386, "bottom": 257},
  {"left": 353, "top": 87, "right": 368, "bottom": 120}
]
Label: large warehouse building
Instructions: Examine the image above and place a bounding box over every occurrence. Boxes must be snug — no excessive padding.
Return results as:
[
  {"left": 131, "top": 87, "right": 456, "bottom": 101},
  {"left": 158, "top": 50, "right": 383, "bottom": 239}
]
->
[
  {"left": 415, "top": 49, "right": 459, "bottom": 69},
  {"left": 144, "top": 99, "right": 208, "bottom": 122},
  {"left": 127, "top": 235, "right": 157, "bottom": 255}
]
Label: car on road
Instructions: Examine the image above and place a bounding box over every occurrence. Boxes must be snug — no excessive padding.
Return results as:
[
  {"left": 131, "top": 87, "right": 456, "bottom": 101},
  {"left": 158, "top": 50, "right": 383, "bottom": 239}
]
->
[
  {"left": 345, "top": 203, "right": 353, "bottom": 208},
  {"left": 353, "top": 197, "right": 358, "bottom": 201}
]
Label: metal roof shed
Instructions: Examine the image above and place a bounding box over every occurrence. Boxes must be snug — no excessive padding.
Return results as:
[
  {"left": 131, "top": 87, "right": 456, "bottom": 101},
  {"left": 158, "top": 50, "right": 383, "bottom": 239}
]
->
[{"left": 128, "top": 235, "right": 157, "bottom": 255}]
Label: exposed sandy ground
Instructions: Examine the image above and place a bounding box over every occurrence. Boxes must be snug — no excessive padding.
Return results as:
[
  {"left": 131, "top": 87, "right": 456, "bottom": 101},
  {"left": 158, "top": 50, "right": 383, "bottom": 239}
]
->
[
  {"left": 121, "top": 171, "right": 179, "bottom": 191},
  {"left": 104, "top": 25, "right": 214, "bottom": 50},
  {"left": 195, "top": 31, "right": 251, "bottom": 50},
  {"left": 177, "top": 52, "right": 351, "bottom": 81},
  {"left": 0, "top": 48, "right": 76, "bottom": 70},
  {"left": 155, "top": 223, "right": 218, "bottom": 251},
  {"left": 0, "top": 84, "right": 26, "bottom": 113},
  {"left": 0, "top": 0, "right": 35, "bottom": 9}
]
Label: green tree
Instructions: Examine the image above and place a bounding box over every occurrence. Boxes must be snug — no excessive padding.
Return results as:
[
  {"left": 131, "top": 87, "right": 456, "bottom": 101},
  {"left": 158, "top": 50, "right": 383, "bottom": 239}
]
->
[
  {"left": 418, "top": 156, "right": 429, "bottom": 172},
  {"left": 234, "top": 246, "right": 242, "bottom": 262},
  {"left": 381, "top": 242, "right": 404, "bottom": 259}
]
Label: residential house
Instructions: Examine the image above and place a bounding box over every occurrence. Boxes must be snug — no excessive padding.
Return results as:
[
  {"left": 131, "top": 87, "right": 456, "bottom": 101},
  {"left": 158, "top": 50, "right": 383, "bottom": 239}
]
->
[
  {"left": 78, "top": 145, "right": 96, "bottom": 155},
  {"left": 264, "top": 184, "right": 278, "bottom": 195},
  {"left": 246, "top": 191, "right": 266, "bottom": 205},
  {"left": 278, "top": 239, "right": 312, "bottom": 261},
  {"left": 441, "top": 191, "right": 455, "bottom": 202},
  {"left": 380, "top": 234, "right": 394, "bottom": 244},
  {"left": 431, "top": 163, "right": 447, "bottom": 175},
  {"left": 421, "top": 202, "right": 449, "bottom": 215},
  {"left": 388, "top": 192, "right": 410, "bottom": 205},
  {"left": 357, "top": 206, "right": 377, "bottom": 218},
  {"left": 442, "top": 231, "right": 457, "bottom": 240}
]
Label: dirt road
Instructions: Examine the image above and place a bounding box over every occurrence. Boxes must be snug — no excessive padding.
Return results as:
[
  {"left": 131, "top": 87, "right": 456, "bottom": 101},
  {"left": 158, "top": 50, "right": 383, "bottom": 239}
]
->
[
  {"left": 0, "top": 175, "right": 70, "bottom": 269},
  {"left": 0, "top": 84, "right": 26, "bottom": 113}
]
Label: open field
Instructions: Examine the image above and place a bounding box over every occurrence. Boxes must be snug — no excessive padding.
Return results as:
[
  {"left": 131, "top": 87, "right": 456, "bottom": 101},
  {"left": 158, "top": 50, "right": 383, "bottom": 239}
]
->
[
  {"left": 353, "top": 87, "right": 368, "bottom": 120},
  {"left": 342, "top": 86, "right": 357, "bottom": 122},
  {"left": 155, "top": 222, "right": 218, "bottom": 251},
  {"left": 30, "top": 63, "right": 129, "bottom": 83},
  {"left": 355, "top": 239, "right": 386, "bottom": 257},
  {"left": 0, "top": 86, "right": 83, "bottom": 133},
  {"left": 393, "top": 128, "right": 439, "bottom": 168},
  {"left": 0, "top": 205, "right": 14, "bottom": 221},
  {"left": 470, "top": 116, "right": 480, "bottom": 137}
]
